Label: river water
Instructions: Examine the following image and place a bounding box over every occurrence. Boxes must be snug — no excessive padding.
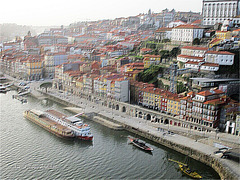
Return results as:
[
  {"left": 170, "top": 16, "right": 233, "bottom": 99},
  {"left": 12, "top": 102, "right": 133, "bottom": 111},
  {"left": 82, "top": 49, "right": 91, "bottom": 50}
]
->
[{"left": 0, "top": 91, "right": 220, "bottom": 179}]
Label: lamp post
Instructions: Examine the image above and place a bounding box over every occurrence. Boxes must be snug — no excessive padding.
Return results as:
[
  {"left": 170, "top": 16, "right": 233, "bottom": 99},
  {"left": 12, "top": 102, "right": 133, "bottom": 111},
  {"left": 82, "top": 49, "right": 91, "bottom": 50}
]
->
[
  {"left": 168, "top": 121, "right": 170, "bottom": 132},
  {"left": 215, "top": 127, "right": 219, "bottom": 139}
]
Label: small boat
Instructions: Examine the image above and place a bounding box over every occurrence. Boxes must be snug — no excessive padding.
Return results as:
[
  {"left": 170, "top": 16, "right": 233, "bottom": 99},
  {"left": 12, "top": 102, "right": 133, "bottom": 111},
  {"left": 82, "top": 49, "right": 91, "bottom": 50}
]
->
[
  {"left": 128, "top": 136, "right": 153, "bottom": 151},
  {"left": 168, "top": 159, "right": 202, "bottom": 179},
  {"left": 179, "top": 164, "right": 202, "bottom": 179}
]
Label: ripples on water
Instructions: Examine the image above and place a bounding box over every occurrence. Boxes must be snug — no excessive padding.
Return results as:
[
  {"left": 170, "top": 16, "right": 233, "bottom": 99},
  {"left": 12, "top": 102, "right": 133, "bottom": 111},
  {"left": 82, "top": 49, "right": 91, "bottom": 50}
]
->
[{"left": 0, "top": 91, "right": 220, "bottom": 179}]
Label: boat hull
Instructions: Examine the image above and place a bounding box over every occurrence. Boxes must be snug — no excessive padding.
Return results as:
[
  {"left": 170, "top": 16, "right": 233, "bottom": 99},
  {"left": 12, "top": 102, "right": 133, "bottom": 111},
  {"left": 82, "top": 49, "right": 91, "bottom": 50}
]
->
[
  {"left": 128, "top": 137, "right": 153, "bottom": 151},
  {"left": 179, "top": 164, "right": 202, "bottom": 179},
  {"left": 76, "top": 135, "right": 93, "bottom": 141},
  {"left": 24, "top": 111, "right": 75, "bottom": 139}
]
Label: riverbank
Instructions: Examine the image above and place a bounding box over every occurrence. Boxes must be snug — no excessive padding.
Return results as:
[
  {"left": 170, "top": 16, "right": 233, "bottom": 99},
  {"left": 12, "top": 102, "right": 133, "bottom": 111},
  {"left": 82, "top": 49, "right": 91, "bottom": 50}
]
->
[
  {"left": 36, "top": 89, "right": 239, "bottom": 180},
  {"left": 4, "top": 74, "right": 239, "bottom": 180}
]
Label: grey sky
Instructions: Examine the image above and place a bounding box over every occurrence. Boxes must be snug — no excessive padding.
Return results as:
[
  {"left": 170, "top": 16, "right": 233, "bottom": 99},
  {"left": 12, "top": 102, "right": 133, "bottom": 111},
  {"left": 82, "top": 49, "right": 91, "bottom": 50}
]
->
[{"left": 1, "top": 0, "right": 202, "bottom": 26}]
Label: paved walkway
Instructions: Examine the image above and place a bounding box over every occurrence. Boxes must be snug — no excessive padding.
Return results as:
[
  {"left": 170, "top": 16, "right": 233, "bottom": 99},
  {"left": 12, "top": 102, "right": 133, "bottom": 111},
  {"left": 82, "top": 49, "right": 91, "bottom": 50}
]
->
[{"left": 44, "top": 89, "right": 240, "bottom": 178}]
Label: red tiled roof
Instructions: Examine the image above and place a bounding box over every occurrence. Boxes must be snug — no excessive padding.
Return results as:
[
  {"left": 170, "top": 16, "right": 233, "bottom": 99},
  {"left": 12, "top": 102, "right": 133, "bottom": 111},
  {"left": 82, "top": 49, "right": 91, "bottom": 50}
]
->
[
  {"left": 191, "top": 19, "right": 202, "bottom": 24},
  {"left": 209, "top": 38, "right": 222, "bottom": 44},
  {"left": 174, "top": 24, "right": 202, "bottom": 29},
  {"left": 140, "top": 48, "right": 152, "bottom": 52},
  {"left": 185, "top": 61, "right": 200, "bottom": 65},
  {"left": 197, "top": 91, "right": 212, "bottom": 96},
  {"left": 206, "top": 51, "right": 234, "bottom": 55},
  {"left": 202, "top": 62, "right": 219, "bottom": 67},
  {"left": 156, "top": 27, "right": 173, "bottom": 32},
  {"left": 177, "top": 54, "right": 204, "bottom": 60},
  {"left": 197, "top": 89, "right": 224, "bottom": 97},
  {"left": 204, "top": 98, "right": 225, "bottom": 105}
]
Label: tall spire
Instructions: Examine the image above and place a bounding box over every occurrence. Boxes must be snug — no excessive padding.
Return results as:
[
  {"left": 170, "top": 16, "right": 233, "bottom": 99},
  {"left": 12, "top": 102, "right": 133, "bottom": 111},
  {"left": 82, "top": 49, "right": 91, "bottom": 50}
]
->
[
  {"left": 148, "top": 9, "right": 151, "bottom": 15},
  {"left": 27, "top": 31, "right": 31, "bottom": 37}
]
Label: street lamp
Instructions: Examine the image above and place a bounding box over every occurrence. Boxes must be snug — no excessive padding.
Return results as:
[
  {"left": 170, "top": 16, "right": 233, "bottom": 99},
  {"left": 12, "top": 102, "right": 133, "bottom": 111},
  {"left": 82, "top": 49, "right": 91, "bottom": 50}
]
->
[{"left": 215, "top": 127, "right": 219, "bottom": 139}]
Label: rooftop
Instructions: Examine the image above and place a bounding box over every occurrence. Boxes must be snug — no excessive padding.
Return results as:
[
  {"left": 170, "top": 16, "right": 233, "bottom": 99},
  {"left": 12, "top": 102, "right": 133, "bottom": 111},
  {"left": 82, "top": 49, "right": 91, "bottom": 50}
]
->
[
  {"left": 182, "top": 46, "right": 208, "bottom": 51},
  {"left": 190, "top": 78, "right": 240, "bottom": 83}
]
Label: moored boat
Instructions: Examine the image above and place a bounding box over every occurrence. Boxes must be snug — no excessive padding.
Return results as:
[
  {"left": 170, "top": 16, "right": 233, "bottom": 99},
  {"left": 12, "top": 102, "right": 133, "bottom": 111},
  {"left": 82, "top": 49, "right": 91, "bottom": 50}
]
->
[
  {"left": 24, "top": 109, "right": 75, "bottom": 139},
  {"left": 179, "top": 164, "right": 202, "bottom": 179},
  {"left": 45, "top": 110, "right": 93, "bottom": 141},
  {"left": 128, "top": 136, "right": 153, "bottom": 151},
  {"left": 168, "top": 159, "right": 202, "bottom": 179}
]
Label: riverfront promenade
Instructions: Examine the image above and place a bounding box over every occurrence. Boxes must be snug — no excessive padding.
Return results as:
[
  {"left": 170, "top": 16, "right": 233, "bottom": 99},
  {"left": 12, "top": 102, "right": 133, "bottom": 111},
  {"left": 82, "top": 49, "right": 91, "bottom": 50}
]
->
[
  {"left": 43, "top": 89, "right": 239, "bottom": 179},
  {"left": 4, "top": 75, "right": 240, "bottom": 180}
]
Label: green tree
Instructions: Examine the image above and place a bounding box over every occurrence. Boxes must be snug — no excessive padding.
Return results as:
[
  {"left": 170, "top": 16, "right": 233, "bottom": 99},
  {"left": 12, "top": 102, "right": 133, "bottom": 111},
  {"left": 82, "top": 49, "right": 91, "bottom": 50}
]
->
[
  {"left": 170, "top": 47, "right": 181, "bottom": 58},
  {"left": 160, "top": 50, "right": 170, "bottom": 63},
  {"left": 162, "top": 39, "right": 171, "bottom": 43},
  {"left": 192, "top": 38, "right": 200, "bottom": 45},
  {"left": 177, "top": 82, "right": 187, "bottom": 94},
  {"left": 40, "top": 82, "right": 52, "bottom": 93},
  {"left": 137, "top": 65, "right": 164, "bottom": 84},
  {"left": 157, "top": 79, "right": 164, "bottom": 88}
]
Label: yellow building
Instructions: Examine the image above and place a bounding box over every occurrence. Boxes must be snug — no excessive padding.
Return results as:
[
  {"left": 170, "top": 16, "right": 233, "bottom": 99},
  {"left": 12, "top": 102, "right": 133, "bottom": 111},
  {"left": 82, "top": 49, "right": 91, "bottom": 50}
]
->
[
  {"left": 79, "top": 63, "right": 91, "bottom": 73},
  {"left": 208, "top": 38, "right": 222, "bottom": 48},
  {"left": 142, "top": 87, "right": 162, "bottom": 110},
  {"left": 75, "top": 76, "right": 84, "bottom": 95},
  {"left": 167, "top": 96, "right": 180, "bottom": 116},
  {"left": 215, "top": 31, "right": 232, "bottom": 40},
  {"left": 143, "top": 55, "right": 161, "bottom": 69},
  {"left": 26, "top": 56, "right": 43, "bottom": 80},
  {"left": 143, "top": 57, "right": 151, "bottom": 69}
]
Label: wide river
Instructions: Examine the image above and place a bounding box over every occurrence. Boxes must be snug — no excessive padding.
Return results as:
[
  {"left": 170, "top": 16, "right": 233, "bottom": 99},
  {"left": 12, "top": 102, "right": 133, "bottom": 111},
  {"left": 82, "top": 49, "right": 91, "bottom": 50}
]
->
[{"left": 0, "top": 91, "right": 220, "bottom": 179}]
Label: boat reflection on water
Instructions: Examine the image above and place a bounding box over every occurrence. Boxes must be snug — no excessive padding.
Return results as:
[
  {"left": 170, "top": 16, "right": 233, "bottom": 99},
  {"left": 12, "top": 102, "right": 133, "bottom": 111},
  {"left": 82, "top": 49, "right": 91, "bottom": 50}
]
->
[{"left": 169, "top": 158, "right": 202, "bottom": 179}]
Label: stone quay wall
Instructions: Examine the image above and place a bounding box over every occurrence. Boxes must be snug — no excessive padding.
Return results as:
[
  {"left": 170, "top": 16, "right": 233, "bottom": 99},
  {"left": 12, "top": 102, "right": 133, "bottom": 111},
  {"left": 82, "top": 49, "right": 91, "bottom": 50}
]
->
[
  {"left": 124, "top": 125, "right": 238, "bottom": 180},
  {"left": 32, "top": 90, "right": 238, "bottom": 180}
]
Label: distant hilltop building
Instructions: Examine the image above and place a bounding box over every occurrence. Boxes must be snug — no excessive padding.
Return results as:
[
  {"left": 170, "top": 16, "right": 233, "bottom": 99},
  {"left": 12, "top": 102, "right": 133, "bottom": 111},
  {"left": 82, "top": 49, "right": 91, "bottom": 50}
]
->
[{"left": 202, "top": 0, "right": 240, "bottom": 25}]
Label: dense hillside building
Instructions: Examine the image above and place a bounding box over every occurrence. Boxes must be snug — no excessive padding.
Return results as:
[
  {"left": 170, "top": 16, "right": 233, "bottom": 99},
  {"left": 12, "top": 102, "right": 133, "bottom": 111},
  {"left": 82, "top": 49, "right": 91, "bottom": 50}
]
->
[{"left": 192, "top": 89, "right": 226, "bottom": 128}]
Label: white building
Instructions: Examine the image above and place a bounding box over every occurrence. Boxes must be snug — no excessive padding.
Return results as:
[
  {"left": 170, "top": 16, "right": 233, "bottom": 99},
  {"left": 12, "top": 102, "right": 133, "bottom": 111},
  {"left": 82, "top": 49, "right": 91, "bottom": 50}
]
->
[
  {"left": 177, "top": 54, "right": 204, "bottom": 62},
  {"left": 171, "top": 25, "right": 204, "bottom": 42},
  {"left": 225, "top": 121, "right": 236, "bottom": 134},
  {"left": 202, "top": 0, "right": 240, "bottom": 26},
  {"left": 185, "top": 61, "right": 219, "bottom": 72},
  {"left": 205, "top": 51, "right": 235, "bottom": 65},
  {"left": 185, "top": 61, "right": 200, "bottom": 70},
  {"left": 114, "top": 80, "right": 129, "bottom": 102},
  {"left": 180, "top": 46, "right": 208, "bottom": 57},
  {"left": 200, "top": 62, "right": 219, "bottom": 71}
]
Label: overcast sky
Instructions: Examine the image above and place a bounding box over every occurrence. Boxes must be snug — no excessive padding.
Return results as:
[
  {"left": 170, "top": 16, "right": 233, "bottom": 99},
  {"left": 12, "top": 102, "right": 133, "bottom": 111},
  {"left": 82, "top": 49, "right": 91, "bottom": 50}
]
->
[{"left": 1, "top": 0, "right": 202, "bottom": 26}]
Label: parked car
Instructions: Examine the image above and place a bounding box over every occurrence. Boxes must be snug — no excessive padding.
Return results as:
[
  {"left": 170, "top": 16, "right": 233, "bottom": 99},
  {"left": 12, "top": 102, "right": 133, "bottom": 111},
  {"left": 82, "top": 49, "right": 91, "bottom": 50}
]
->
[
  {"left": 24, "top": 86, "right": 30, "bottom": 90},
  {"left": 19, "top": 82, "right": 26, "bottom": 86}
]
